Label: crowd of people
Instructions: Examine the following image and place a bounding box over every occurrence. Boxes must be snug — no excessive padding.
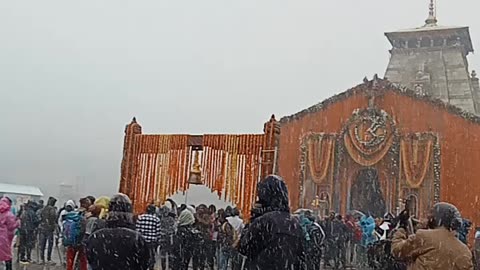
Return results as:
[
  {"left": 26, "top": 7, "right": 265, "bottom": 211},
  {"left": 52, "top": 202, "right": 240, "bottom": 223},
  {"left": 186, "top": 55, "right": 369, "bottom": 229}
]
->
[{"left": 0, "top": 174, "right": 476, "bottom": 270}]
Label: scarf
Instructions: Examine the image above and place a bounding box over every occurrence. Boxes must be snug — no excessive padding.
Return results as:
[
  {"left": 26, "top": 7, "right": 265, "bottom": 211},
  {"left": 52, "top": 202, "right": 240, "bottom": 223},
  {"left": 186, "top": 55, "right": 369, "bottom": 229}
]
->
[{"left": 178, "top": 210, "right": 195, "bottom": 227}]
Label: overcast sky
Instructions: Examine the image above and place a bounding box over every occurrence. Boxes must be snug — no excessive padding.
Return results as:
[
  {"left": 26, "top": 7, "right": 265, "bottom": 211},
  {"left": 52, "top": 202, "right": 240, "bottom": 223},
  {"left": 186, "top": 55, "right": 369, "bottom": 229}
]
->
[{"left": 1, "top": 0, "right": 479, "bottom": 200}]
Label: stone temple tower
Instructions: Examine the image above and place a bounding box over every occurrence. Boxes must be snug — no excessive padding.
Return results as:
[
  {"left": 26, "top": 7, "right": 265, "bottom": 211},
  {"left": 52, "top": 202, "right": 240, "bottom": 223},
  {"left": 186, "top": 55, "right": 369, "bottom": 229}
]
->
[{"left": 384, "top": 1, "right": 480, "bottom": 114}]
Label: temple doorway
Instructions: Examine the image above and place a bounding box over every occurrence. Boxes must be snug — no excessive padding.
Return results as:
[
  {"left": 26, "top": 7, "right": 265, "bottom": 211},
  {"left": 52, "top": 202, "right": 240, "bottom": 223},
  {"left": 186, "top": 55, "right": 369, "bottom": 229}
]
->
[{"left": 350, "top": 168, "right": 386, "bottom": 217}]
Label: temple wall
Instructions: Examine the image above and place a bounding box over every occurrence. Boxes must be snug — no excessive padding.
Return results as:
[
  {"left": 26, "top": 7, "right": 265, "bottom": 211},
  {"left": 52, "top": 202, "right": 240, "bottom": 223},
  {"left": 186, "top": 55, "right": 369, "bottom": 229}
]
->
[{"left": 278, "top": 87, "right": 480, "bottom": 227}]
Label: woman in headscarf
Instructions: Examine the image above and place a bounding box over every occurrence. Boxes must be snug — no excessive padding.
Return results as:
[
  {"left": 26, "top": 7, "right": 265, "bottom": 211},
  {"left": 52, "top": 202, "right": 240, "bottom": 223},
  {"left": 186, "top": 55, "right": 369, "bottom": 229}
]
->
[
  {"left": 86, "top": 193, "right": 150, "bottom": 270},
  {"left": 94, "top": 196, "right": 110, "bottom": 220},
  {"left": 0, "top": 197, "right": 20, "bottom": 270},
  {"left": 172, "top": 210, "right": 198, "bottom": 270}
]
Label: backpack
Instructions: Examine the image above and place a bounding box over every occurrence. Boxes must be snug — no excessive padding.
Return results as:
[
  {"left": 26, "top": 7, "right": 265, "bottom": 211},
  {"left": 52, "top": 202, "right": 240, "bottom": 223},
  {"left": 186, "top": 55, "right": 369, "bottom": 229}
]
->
[
  {"left": 63, "top": 212, "right": 83, "bottom": 247},
  {"left": 308, "top": 222, "right": 325, "bottom": 249},
  {"left": 221, "top": 222, "right": 239, "bottom": 248}
]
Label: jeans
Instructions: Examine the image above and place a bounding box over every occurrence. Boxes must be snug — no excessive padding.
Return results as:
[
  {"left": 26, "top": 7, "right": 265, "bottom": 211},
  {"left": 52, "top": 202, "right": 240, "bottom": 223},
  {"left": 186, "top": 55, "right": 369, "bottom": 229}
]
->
[
  {"left": 218, "top": 248, "right": 232, "bottom": 270},
  {"left": 39, "top": 230, "right": 54, "bottom": 262}
]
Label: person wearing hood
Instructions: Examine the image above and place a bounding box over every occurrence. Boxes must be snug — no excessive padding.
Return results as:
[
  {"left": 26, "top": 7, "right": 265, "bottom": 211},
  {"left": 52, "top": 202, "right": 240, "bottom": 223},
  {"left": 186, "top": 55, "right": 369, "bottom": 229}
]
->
[
  {"left": 63, "top": 200, "right": 87, "bottom": 270},
  {"left": 0, "top": 197, "right": 20, "bottom": 270},
  {"left": 18, "top": 201, "right": 40, "bottom": 264},
  {"left": 238, "top": 175, "right": 305, "bottom": 270},
  {"left": 392, "top": 202, "right": 473, "bottom": 270},
  {"left": 157, "top": 205, "right": 176, "bottom": 270},
  {"left": 58, "top": 200, "right": 76, "bottom": 232},
  {"left": 86, "top": 193, "right": 151, "bottom": 270},
  {"left": 172, "top": 209, "right": 200, "bottom": 270},
  {"left": 193, "top": 204, "right": 213, "bottom": 270},
  {"left": 39, "top": 196, "right": 57, "bottom": 265}
]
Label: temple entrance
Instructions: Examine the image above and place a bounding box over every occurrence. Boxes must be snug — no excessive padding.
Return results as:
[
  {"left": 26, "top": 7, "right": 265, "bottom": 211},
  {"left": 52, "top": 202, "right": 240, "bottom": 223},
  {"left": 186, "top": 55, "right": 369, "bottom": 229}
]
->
[{"left": 350, "top": 168, "right": 386, "bottom": 217}]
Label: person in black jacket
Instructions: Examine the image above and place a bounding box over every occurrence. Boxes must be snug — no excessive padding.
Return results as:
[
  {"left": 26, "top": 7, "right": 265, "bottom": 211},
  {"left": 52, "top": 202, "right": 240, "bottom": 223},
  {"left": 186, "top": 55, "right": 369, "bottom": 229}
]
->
[
  {"left": 39, "top": 196, "right": 57, "bottom": 265},
  {"left": 86, "top": 194, "right": 151, "bottom": 270},
  {"left": 172, "top": 209, "right": 203, "bottom": 270},
  {"left": 18, "top": 201, "right": 40, "bottom": 264},
  {"left": 238, "top": 175, "right": 305, "bottom": 270}
]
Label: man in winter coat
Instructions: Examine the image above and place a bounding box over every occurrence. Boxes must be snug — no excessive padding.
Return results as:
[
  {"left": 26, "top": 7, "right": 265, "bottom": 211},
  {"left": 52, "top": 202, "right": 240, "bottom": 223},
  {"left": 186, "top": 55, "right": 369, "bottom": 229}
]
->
[
  {"left": 39, "top": 196, "right": 57, "bottom": 265},
  {"left": 136, "top": 204, "right": 161, "bottom": 270},
  {"left": 0, "top": 197, "right": 20, "bottom": 270},
  {"left": 331, "top": 215, "right": 349, "bottom": 269},
  {"left": 193, "top": 204, "right": 214, "bottom": 270},
  {"left": 238, "top": 175, "right": 305, "bottom": 270},
  {"left": 322, "top": 211, "right": 337, "bottom": 267},
  {"left": 157, "top": 205, "right": 176, "bottom": 270},
  {"left": 86, "top": 193, "right": 151, "bottom": 270},
  {"left": 392, "top": 202, "right": 473, "bottom": 270},
  {"left": 18, "top": 201, "right": 40, "bottom": 264}
]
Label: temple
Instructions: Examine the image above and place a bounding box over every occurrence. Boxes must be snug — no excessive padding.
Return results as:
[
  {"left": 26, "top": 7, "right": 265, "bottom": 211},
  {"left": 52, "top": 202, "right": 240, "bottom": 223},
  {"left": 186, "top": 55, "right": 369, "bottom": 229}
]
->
[
  {"left": 119, "top": 1, "right": 480, "bottom": 238},
  {"left": 384, "top": 0, "right": 480, "bottom": 114}
]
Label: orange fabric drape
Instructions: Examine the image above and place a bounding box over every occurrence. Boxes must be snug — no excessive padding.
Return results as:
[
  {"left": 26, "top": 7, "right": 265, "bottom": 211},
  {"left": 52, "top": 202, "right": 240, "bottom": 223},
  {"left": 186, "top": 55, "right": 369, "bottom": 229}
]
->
[
  {"left": 401, "top": 134, "right": 436, "bottom": 189},
  {"left": 306, "top": 134, "right": 335, "bottom": 185}
]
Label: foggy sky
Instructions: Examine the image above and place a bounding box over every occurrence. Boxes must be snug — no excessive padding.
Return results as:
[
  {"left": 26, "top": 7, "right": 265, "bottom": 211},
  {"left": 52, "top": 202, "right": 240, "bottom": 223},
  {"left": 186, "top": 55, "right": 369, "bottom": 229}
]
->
[{"left": 1, "top": 1, "right": 479, "bottom": 201}]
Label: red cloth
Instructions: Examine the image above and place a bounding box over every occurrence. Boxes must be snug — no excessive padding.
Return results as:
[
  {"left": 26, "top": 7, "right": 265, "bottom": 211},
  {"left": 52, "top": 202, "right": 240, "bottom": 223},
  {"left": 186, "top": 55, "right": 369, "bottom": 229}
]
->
[{"left": 66, "top": 246, "right": 88, "bottom": 270}]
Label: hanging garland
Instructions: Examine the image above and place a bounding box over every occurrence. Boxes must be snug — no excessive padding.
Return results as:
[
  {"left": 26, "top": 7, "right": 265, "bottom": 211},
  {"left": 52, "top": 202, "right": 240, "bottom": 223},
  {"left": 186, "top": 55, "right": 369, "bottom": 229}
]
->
[
  {"left": 306, "top": 134, "right": 335, "bottom": 185},
  {"left": 129, "top": 134, "right": 190, "bottom": 213},
  {"left": 401, "top": 133, "right": 436, "bottom": 189},
  {"left": 129, "top": 133, "right": 264, "bottom": 215},
  {"left": 201, "top": 134, "right": 264, "bottom": 218}
]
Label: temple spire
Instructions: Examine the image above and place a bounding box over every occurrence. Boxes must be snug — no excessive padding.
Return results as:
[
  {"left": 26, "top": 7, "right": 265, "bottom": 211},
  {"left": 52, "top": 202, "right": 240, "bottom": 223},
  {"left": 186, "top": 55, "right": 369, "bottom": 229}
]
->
[{"left": 425, "top": 0, "right": 438, "bottom": 26}]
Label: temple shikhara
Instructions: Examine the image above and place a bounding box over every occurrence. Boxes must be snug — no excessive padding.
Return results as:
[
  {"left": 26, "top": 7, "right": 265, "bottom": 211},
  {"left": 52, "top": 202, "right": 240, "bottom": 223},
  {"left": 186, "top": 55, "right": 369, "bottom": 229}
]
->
[{"left": 119, "top": 1, "right": 480, "bottom": 230}]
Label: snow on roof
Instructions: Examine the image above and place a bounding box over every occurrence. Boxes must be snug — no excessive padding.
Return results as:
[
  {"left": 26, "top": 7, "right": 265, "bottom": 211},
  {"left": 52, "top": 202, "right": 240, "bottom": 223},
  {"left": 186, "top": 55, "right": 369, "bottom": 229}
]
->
[
  {"left": 388, "top": 24, "right": 467, "bottom": 34},
  {"left": 0, "top": 183, "right": 44, "bottom": 197}
]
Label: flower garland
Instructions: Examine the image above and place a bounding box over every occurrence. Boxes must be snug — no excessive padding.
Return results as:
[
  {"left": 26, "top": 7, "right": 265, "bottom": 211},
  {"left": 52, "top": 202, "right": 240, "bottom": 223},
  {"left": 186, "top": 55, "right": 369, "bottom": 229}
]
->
[
  {"left": 129, "top": 134, "right": 190, "bottom": 213},
  {"left": 307, "top": 134, "right": 335, "bottom": 185},
  {"left": 201, "top": 134, "right": 264, "bottom": 218},
  {"left": 400, "top": 133, "right": 435, "bottom": 189}
]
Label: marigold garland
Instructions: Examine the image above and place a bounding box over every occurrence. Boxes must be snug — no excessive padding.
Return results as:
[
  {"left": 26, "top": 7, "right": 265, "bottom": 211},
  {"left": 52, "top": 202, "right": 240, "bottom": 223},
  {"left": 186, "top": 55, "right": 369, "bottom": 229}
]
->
[
  {"left": 307, "top": 134, "right": 335, "bottom": 185},
  {"left": 128, "top": 133, "right": 265, "bottom": 215},
  {"left": 401, "top": 134, "right": 435, "bottom": 189}
]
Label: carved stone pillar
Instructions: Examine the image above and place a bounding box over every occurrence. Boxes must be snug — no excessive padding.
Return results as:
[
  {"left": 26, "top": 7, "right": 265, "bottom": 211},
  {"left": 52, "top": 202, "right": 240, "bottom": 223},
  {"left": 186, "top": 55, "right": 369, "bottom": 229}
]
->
[
  {"left": 261, "top": 115, "right": 280, "bottom": 179},
  {"left": 120, "top": 117, "right": 142, "bottom": 196}
]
